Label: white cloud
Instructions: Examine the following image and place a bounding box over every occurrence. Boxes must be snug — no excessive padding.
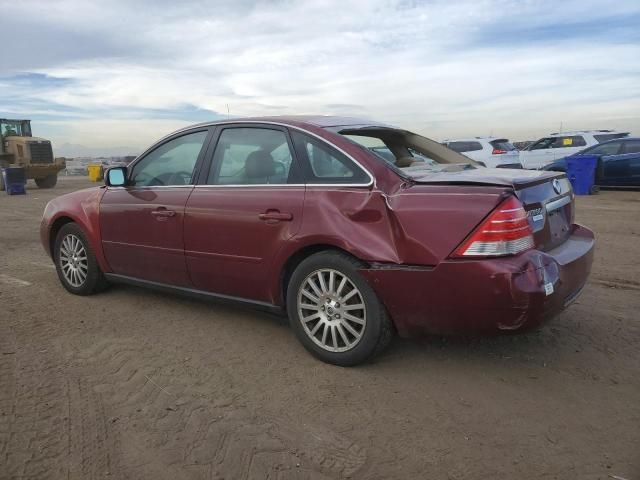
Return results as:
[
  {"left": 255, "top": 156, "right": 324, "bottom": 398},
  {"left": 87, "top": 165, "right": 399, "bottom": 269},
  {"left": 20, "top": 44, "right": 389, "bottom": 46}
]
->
[{"left": 3, "top": 0, "right": 640, "bottom": 151}]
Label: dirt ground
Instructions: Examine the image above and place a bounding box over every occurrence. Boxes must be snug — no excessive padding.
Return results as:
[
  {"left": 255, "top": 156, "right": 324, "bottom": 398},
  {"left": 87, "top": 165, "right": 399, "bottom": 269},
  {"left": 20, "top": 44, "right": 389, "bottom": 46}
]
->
[{"left": 0, "top": 176, "right": 638, "bottom": 480}]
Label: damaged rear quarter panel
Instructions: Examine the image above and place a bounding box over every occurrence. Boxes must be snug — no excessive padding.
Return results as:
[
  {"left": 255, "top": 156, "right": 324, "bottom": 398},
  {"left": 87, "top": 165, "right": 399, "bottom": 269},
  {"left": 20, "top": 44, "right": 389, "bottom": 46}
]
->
[{"left": 383, "top": 185, "right": 508, "bottom": 264}]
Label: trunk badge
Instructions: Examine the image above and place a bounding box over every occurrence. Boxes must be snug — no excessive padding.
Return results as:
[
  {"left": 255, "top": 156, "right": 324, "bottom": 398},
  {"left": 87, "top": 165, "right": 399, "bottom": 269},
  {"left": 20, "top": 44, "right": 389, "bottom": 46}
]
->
[{"left": 552, "top": 179, "right": 562, "bottom": 194}]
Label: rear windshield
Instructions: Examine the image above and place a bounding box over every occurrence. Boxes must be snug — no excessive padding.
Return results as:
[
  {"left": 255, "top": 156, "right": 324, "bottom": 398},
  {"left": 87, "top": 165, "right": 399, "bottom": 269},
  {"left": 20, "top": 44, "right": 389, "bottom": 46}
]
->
[
  {"left": 447, "top": 141, "right": 483, "bottom": 153},
  {"left": 489, "top": 139, "right": 517, "bottom": 151},
  {"left": 594, "top": 133, "right": 629, "bottom": 143},
  {"left": 336, "top": 127, "right": 478, "bottom": 175}
]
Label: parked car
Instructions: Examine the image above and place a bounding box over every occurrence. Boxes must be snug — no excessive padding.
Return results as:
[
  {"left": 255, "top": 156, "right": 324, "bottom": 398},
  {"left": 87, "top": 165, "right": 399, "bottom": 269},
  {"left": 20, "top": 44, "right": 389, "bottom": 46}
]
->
[
  {"left": 442, "top": 137, "right": 521, "bottom": 168},
  {"left": 544, "top": 137, "right": 640, "bottom": 187},
  {"left": 520, "top": 130, "right": 629, "bottom": 170},
  {"left": 41, "top": 116, "right": 594, "bottom": 366}
]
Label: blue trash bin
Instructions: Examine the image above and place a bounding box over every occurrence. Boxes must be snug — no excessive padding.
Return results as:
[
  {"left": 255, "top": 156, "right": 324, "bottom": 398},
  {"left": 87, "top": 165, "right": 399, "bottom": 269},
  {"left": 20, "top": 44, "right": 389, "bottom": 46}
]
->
[
  {"left": 566, "top": 155, "right": 598, "bottom": 195},
  {"left": 1, "top": 167, "right": 27, "bottom": 195}
]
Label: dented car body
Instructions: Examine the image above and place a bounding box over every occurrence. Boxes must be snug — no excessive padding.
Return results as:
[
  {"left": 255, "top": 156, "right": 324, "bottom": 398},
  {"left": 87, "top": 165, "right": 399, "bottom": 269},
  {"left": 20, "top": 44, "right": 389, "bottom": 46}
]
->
[{"left": 41, "top": 116, "right": 594, "bottom": 363}]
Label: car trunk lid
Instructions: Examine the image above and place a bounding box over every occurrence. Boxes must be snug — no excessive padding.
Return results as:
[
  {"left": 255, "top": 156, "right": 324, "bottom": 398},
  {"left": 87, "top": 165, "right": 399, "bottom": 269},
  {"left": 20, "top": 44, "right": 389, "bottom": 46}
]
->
[{"left": 405, "top": 167, "right": 574, "bottom": 251}]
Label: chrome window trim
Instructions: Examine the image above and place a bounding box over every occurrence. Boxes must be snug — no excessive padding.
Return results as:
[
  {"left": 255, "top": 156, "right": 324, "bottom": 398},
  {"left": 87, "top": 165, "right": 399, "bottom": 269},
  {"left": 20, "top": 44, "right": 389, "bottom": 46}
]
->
[
  {"left": 105, "top": 185, "right": 194, "bottom": 190},
  {"left": 150, "top": 120, "right": 375, "bottom": 188},
  {"left": 192, "top": 183, "right": 371, "bottom": 189}
]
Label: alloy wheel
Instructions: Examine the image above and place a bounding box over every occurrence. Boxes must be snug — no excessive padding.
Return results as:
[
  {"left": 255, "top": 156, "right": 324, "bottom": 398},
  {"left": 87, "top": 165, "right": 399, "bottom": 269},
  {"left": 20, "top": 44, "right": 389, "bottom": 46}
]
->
[
  {"left": 297, "top": 268, "right": 367, "bottom": 353},
  {"left": 59, "top": 234, "right": 88, "bottom": 288}
]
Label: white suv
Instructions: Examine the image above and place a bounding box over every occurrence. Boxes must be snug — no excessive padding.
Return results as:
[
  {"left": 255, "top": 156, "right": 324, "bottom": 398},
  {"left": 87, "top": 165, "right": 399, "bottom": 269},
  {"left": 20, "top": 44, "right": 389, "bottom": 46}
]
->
[
  {"left": 442, "top": 137, "right": 521, "bottom": 168},
  {"left": 519, "top": 130, "right": 629, "bottom": 169}
]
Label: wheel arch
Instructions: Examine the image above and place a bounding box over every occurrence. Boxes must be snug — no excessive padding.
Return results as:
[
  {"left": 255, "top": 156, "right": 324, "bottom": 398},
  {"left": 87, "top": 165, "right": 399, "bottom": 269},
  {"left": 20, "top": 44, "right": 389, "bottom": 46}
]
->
[
  {"left": 49, "top": 216, "right": 76, "bottom": 257},
  {"left": 278, "top": 244, "right": 369, "bottom": 311}
]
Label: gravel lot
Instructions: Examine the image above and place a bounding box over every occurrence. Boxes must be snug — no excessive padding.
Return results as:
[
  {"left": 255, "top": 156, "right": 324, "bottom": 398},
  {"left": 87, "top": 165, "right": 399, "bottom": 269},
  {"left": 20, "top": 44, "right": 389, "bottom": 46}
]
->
[{"left": 1, "top": 176, "right": 639, "bottom": 479}]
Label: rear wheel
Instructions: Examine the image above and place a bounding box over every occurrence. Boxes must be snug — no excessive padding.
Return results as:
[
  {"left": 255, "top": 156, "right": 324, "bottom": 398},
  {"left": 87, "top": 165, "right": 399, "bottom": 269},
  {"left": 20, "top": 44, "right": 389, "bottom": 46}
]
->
[
  {"left": 0, "top": 173, "right": 4, "bottom": 191},
  {"left": 35, "top": 174, "right": 57, "bottom": 188},
  {"left": 589, "top": 184, "right": 600, "bottom": 195},
  {"left": 286, "top": 251, "right": 393, "bottom": 366},
  {"left": 54, "top": 223, "right": 108, "bottom": 295}
]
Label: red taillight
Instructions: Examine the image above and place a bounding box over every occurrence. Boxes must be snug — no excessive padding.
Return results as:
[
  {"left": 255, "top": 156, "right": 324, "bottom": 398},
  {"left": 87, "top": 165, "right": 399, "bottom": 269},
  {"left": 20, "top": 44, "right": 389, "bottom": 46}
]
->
[
  {"left": 451, "top": 196, "right": 534, "bottom": 258},
  {"left": 492, "top": 148, "right": 507, "bottom": 154}
]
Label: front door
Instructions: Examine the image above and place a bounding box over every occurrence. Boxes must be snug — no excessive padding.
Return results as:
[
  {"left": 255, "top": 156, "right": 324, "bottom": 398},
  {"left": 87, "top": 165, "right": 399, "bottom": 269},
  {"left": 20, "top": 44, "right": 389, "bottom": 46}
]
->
[
  {"left": 184, "top": 126, "right": 304, "bottom": 302},
  {"left": 602, "top": 139, "right": 640, "bottom": 186},
  {"left": 100, "top": 129, "right": 210, "bottom": 286}
]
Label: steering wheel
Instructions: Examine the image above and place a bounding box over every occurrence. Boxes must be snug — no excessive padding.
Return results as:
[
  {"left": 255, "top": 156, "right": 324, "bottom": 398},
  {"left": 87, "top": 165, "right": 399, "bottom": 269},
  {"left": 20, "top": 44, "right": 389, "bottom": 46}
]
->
[
  {"left": 168, "top": 171, "right": 193, "bottom": 185},
  {"left": 132, "top": 171, "right": 154, "bottom": 186}
]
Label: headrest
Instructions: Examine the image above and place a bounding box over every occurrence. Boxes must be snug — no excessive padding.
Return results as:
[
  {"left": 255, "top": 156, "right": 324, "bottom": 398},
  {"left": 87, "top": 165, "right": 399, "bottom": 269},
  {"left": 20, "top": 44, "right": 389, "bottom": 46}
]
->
[{"left": 245, "top": 150, "right": 276, "bottom": 178}]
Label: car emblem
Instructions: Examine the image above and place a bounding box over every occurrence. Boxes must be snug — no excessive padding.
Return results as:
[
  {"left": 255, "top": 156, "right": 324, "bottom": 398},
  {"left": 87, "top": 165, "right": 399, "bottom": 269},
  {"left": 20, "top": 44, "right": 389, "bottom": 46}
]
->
[{"left": 552, "top": 179, "right": 562, "bottom": 195}]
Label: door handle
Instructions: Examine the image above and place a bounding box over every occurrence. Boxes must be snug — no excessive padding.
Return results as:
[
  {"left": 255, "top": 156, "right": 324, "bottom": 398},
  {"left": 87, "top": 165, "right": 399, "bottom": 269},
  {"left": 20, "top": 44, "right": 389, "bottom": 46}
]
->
[
  {"left": 151, "top": 208, "right": 176, "bottom": 218},
  {"left": 258, "top": 210, "right": 293, "bottom": 222}
]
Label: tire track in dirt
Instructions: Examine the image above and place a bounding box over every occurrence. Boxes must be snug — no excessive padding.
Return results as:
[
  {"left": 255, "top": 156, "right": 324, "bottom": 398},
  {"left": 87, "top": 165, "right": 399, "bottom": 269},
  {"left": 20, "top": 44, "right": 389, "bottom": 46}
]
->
[
  {"left": 0, "top": 292, "right": 71, "bottom": 479},
  {"left": 69, "top": 337, "right": 367, "bottom": 479}
]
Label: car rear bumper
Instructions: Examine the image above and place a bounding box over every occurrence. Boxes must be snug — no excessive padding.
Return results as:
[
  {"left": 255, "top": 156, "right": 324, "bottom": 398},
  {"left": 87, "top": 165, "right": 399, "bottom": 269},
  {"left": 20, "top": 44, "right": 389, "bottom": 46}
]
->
[{"left": 359, "top": 224, "right": 594, "bottom": 337}]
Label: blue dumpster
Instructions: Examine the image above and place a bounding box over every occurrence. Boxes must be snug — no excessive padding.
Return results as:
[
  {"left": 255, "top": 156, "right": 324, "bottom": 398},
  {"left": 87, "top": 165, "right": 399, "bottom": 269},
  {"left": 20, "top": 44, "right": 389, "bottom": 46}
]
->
[
  {"left": 1, "top": 167, "right": 27, "bottom": 195},
  {"left": 566, "top": 155, "right": 598, "bottom": 195}
]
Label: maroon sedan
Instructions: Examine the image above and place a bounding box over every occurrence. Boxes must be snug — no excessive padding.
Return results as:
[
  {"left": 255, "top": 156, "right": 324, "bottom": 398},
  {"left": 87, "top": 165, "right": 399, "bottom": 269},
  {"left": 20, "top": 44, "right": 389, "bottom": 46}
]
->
[{"left": 41, "top": 116, "right": 594, "bottom": 365}]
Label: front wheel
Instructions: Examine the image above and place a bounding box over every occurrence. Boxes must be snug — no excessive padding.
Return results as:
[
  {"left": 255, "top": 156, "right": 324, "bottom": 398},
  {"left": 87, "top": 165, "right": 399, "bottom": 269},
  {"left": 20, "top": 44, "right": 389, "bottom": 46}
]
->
[
  {"left": 286, "top": 251, "right": 393, "bottom": 366},
  {"left": 35, "top": 174, "right": 57, "bottom": 188},
  {"left": 54, "top": 223, "right": 108, "bottom": 295}
]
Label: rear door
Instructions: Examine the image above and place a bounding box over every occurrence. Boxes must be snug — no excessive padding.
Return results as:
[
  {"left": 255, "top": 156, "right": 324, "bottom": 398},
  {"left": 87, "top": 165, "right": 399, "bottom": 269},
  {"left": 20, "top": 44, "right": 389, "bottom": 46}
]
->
[
  {"left": 100, "top": 129, "right": 211, "bottom": 286},
  {"left": 184, "top": 125, "right": 305, "bottom": 302},
  {"left": 550, "top": 135, "right": 588, "bottom": 161}
]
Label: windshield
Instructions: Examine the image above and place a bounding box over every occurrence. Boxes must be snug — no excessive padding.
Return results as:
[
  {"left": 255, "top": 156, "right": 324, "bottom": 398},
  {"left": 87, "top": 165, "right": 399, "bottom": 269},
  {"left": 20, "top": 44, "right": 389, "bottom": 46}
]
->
[
  {"left": 337, "top": 127, "right": 478, "bottom": 175},
  {"left": 0, "top": 120, "right": 31, "bottom": 137}
]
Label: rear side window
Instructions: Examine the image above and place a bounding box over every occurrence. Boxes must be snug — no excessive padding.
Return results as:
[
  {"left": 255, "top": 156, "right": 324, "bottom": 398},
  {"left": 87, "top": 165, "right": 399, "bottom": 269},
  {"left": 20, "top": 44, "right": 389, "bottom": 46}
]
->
[
  {"left": 291, "top": 131, "right": 369, "bottom": 184},
  {"left": 623, "top": 140, "right": 640, "bottom": 154},
  {"left": 447, "top": 141, "right": 483, "bottom": 153},
  {"left": 553, "top": 136, "right": 586, "bottom": 148},
  {"left": 489, "top": 139, "right": 516, "bottom": 151},
  {"left": 594, "top": 133, "right": 628, "bottom": 143}
]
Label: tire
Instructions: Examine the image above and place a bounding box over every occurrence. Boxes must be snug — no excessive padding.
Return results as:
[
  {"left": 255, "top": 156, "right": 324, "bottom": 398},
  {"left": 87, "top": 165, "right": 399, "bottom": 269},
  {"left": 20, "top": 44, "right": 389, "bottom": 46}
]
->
[
  {"left": 0, "top": 172, "right": 4, "bottom": 191},
  {"left": 35, "top": 174, "right": 57, "bottom": 188},
  {"left": 589, "top": 184, "right": 600, "bottom": 195},
  {"left": 54, "top": 223, "right": 108, "bottom": 295},
  {"left": 286, "top": 251, "right": 393, "bottom": 366}
]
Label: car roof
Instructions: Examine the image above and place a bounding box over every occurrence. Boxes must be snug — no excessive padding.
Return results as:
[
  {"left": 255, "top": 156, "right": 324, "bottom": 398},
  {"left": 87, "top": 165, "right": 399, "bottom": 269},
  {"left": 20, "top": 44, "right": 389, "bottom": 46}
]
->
[
  {"left": 183, "top": 115, "right": 391, "bottom": 130},
  {"left": 443, "top": 137, "right": 505, "bottom": 142},
  {"left": 589, "top": 136, "right": 639, "bottom": 144},
  {"left": 548, "top": 130, "right": 628, "bottom": 136}
]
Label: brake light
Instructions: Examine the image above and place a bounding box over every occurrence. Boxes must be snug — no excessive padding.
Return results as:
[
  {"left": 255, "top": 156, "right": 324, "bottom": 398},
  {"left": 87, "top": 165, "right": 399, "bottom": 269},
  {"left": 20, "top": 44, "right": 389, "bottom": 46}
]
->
[
  {"left": 492, "top": 148, "right": 507, "bottom": 154},
  {"left": 451, "top": 196, "right": 534, "bottom": 257}
]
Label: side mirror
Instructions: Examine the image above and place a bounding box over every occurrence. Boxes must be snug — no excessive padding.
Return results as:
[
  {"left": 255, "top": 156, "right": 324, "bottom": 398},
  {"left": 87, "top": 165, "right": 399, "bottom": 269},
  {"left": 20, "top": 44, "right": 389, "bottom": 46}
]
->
[{"left": 105, "top": 167, "right": 127, "bottom": 187}]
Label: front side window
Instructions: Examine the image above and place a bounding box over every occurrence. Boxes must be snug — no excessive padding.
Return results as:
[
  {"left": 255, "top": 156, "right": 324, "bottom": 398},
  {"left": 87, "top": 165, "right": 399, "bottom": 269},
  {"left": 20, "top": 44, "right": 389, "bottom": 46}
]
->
[
  {"left": 208, "top": 128, "right": 295, "bottom": 185},
  {"left": 291, "top": 131, "right": 370, "bottom": 184},
  {"left": 527, "top": 137, "right": 556, "bottom": 150},
  {"left": 130, "top": 131, "right": 208, "bottom": 186},
  {"left": 622, "top": 140, "right": 640, "bottom": 154}
]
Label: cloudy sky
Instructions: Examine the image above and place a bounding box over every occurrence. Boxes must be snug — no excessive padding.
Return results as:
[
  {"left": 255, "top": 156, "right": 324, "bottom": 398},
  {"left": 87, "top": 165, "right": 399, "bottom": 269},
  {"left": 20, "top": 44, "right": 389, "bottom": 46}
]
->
[{"left": 2, "top": 0, "right": 639, "bottom": 156}]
